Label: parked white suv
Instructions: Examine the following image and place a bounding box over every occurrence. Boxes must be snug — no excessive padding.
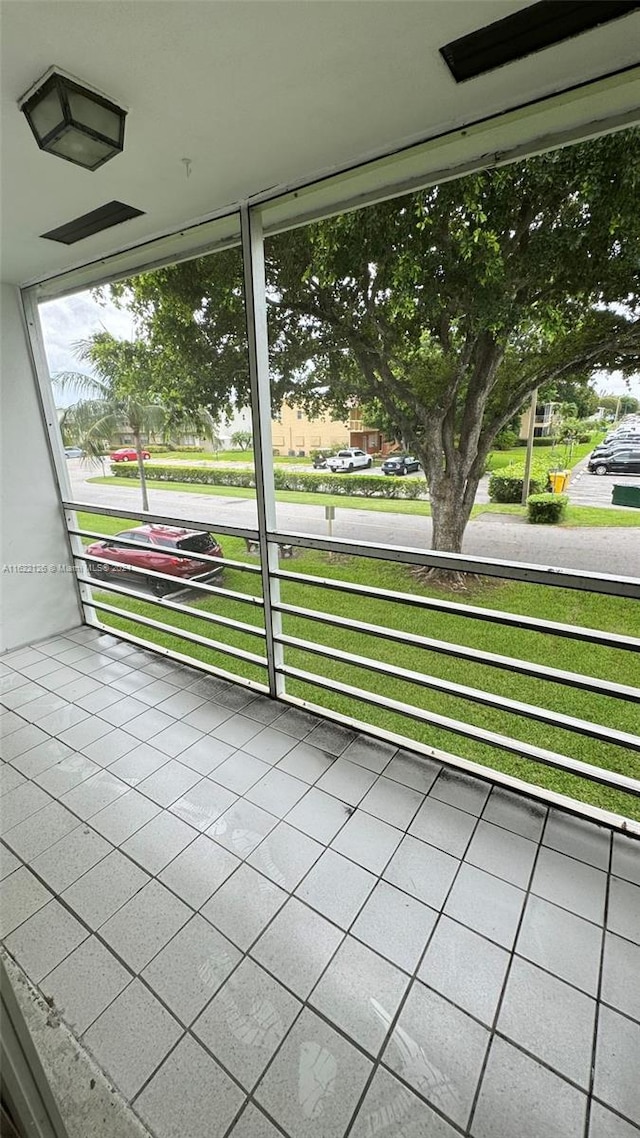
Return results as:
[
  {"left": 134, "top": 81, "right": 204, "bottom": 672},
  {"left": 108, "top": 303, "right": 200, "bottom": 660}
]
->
[{"left": 326, "top": 448, "right": 373, "bottom": 472}]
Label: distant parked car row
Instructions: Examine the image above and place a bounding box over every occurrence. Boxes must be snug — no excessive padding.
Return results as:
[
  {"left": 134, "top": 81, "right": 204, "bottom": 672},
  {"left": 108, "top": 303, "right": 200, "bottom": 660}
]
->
[
  {"left": 311, "top": 449, "right": 421, "bottom": 475},
  {"left": 588, "top": 449, "right": 640, "bottom": 475},
  {"left": 587, "top": 418, "right": 640, "bottom": 475}
]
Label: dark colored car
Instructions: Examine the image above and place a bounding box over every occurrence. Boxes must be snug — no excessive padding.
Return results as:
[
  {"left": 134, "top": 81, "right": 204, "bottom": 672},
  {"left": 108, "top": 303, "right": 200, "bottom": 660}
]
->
[
  {"left": 110, "top": 447, "right": 151, "bottom": 462},
  {"left": 381, "top": 454, "right": 421, "bottom": 476},
  {"left": 587, "top": 443, "right": 637, "bottom": 462},
  {"left": 312, "top": 453, "right": 331, "bottom": 469},
  {"left": 86, "top": 525, "right": 223, "bottom": 595},
  {"left": 588, "top": 449, "right": 640, "bottom": 476}
]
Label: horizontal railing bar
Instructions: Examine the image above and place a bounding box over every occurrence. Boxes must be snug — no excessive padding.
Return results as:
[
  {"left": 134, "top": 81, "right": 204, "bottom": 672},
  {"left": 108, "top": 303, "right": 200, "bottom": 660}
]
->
[
  {"left": 280, "top": 664, "right": 640, "bottom": 797},
  {"left": 277, "top": 633, "right": 640, "bottom": 752},
  {"left": 62, "top": 500, "right": 259, "bottom": 542},
  {"left": 272, "top": 569, "right": 640, "bottom": 653},
  {"left": 73, "top": 551, "right": 265, "bottom": 608},
  {"left": 267, "top": 529, "right": 640, "bottom": 598},
  {"left": 87, "top": 600, "right": 268, "bottom": 667},
  {"left": 76, "top": 611, "right": 640, "bottom": 835},
  {"left": 279, "top": 691, "right": 640, "bottom": 838},
  {"left": 274, "top": 601, "right": 640, "bottom": 703},
  {"left": 69, "top": 527, "right": 262, "bottom": 574},
  {"left": 77, "top": 573, "right": 266, "bottom": 638},
  {"left": 84, "top": 615, "right": 269, "bottom": 695}
]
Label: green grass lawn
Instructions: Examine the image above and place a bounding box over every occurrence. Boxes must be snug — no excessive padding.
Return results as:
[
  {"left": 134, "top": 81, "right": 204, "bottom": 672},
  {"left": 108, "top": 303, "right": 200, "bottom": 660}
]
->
[
  {"left": 487, "top": 438, "right": 600, "bottom": 472},
  {"left": 152, "top": 439, "right": 603, "bottom": 472},
  {"left": 78, "top": 511, "right": 640, "bottom": 820},
  {"left": 475, "top": 503, "right": 640, "bottom": 527},
  {"left": 152, "top": 450, "right": 303, "bottom": 464},
  {"left": 88, "top": 474, "right": 640, "bottom": 526}
]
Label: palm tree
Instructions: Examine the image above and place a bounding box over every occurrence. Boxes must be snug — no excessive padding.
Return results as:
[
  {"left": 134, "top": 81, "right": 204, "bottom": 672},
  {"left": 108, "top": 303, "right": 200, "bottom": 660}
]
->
[{"left": 53, "top": 333, "right": 219, "bottom": 511}]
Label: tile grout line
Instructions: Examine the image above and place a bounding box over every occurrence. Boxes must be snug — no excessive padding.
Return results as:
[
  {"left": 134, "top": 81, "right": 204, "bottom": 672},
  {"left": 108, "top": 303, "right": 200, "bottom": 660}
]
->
[
  {"left": 462, "top": 805, "right": 550, "bottom": 1136},
  {"left": 2, "top": 739, "right": 632, "bottom": 951},
  {"left": 339, "top": 777, "right": 490, "bottom": 1138},
  {"left": 582, "top": 826, "right": 612, "bottom": 1138}
]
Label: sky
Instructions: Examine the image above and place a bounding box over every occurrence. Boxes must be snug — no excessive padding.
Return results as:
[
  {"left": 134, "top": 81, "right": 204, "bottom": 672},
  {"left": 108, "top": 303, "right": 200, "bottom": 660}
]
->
[
  {"left": 39, "top": 288, "right": 640, "bottom": 406},
  {"left": 39, "top": 291, "right": 137, "bottom": 405}
]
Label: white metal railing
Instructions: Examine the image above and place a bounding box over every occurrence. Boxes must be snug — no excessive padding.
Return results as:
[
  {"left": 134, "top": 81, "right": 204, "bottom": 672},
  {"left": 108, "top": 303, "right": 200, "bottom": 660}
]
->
[{"left": 61, "top": 496, "right": 640, "bottom": 832}]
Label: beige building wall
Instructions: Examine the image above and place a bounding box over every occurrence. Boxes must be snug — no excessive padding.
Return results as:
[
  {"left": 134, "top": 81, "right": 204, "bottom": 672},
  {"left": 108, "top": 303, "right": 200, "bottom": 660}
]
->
[
  {"left": 271, "top": 403, "right": 349, "bottom": 454},
  {"left": 518, "top": 401, "right": 558, "bottom": 440}
]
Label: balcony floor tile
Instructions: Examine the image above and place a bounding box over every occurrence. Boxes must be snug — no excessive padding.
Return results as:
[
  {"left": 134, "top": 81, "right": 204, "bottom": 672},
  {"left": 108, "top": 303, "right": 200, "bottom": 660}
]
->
[{"left": 2, "top": 632, "right": 638, "bottom": 1138}]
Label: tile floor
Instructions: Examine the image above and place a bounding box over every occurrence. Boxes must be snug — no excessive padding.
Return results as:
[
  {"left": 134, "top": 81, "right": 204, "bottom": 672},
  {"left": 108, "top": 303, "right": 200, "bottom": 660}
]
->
[{"left": 1, "top": 627, "right": 639, "bottom": 1138}]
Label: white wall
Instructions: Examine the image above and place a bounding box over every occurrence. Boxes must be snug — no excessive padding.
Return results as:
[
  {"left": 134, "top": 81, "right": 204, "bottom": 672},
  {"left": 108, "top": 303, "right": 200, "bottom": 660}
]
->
[{"left": 0, "top": 284, "right": 82, "bottom": 651}]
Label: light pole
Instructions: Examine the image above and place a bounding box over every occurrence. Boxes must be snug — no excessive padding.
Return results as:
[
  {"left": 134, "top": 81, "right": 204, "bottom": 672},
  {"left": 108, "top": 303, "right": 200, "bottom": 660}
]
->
[{"left": 521, "top": 387, "right": 538, "bottom": 506}]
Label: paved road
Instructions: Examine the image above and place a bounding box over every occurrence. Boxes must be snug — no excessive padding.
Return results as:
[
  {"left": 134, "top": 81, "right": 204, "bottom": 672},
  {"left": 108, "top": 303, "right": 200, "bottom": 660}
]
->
[
  {"left": 67, "top": 461, "right": 640, "bottom": 575},
  {"left": 567, "top": 456, "right": 640, "bottom": 508}
]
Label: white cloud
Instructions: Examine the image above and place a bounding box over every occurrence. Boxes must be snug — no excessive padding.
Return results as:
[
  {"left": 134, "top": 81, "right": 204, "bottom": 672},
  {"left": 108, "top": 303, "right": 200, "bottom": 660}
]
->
[
  {"left": 592, "top": 369, "right": 640, "bottom": 398},
  {"left": 39, "top": 291, "right": 137, "bottom": 405}
]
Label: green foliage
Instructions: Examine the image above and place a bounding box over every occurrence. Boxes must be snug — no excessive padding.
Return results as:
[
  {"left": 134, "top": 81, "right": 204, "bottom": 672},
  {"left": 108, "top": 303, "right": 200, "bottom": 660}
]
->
[
  {"left": 104, "top": 129, "right": 640, "bottom": 551},
  {"left": 488, "top": 464, "right": 549, "bottom": 503},
  {"left": 112, "top": 462, "right": 426, "bottom": 499},
  {"left": 541, "top": 377, "right": 599, "bottom": 419},
  {"left": 492, "top": 428, "right": 519, "bottom": 450},
  {"left": 513, "top": 437, "right": 557, "bottom": 447},
  {"left": 307, "top": 446, "right": 349, "bottom": 461},
  {"left": 527, "top": 493, "right": 569, "bottom": 524},
  {"left": 231, "top": 430, "right": 253, "bottom": 450}
]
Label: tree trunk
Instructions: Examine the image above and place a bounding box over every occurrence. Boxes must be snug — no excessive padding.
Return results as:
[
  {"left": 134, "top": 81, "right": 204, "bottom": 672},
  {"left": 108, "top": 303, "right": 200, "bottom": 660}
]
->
[
  {"left": 134, "top": 433, "right": 150, "bottom": 512},
  {"left": 430, "top": 486, "right": 470, "bottom": 555},
  {"left": 417, "top": 455, "right": 483, "bottom": 589}
]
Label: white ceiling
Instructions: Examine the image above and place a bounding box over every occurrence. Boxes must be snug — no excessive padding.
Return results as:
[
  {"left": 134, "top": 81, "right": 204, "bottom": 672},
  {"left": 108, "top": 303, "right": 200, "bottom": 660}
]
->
[{"left": 2, "top": 0, "right": 640, "bottom": 287}]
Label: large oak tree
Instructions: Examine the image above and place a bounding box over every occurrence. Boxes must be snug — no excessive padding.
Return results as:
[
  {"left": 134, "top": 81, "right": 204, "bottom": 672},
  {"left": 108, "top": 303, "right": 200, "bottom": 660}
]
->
[{"left": 109, "top": 128, "right": 640, "bottom": 556}]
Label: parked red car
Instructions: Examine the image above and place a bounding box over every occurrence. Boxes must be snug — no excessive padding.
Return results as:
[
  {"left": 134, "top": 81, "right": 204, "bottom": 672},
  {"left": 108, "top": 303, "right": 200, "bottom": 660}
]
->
[
  {"left": 110, "top": 447, "right": 151, "bottom": 461},
  {"left": 86, "top": 525, "right": 223, "bottom": 595}
]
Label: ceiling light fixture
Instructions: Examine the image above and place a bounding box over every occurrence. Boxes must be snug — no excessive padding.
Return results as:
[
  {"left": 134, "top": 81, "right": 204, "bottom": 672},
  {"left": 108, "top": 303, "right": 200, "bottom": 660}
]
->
[{"left": 19, "top": 66, "right": 127, "bottom": 171}]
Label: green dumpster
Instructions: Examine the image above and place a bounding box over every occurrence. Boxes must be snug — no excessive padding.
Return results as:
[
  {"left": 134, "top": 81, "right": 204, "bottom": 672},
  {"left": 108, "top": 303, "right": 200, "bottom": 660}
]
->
[{"left": 612, "top": 484, "right": 640, "bottom": 508}]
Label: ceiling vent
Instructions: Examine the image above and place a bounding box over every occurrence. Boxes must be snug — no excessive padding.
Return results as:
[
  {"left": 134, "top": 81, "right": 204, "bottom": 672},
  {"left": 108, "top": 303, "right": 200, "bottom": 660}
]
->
[
  {"left": 41, "top": 200, "right": 145, "bottom": 244},
  {"left": 440, "top": 1, "right": 640, "bottom": 83}
]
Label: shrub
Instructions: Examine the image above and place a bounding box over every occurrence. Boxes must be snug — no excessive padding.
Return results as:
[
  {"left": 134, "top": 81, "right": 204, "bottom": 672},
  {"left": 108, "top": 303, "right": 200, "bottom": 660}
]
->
[
  {"left": 513, "top": 436, "right": 556, "bottom": 447},
  {"left": 147, "top": 444, "right": 204, "bottom": 454},
  {"left": 493, "top": 428, "right": 519, "bottom": 450},
  {"left": 310, "top": 448, "right": 332, "bottom": 461},
  {"left": 488, "top": 464, "right": 549, "bottom": 503},
  {"left": 110, "top": 462, "right": 427, "bottom": 499},
  {"left": 527, "top": 492, "right": 569, "bottom": 524}
]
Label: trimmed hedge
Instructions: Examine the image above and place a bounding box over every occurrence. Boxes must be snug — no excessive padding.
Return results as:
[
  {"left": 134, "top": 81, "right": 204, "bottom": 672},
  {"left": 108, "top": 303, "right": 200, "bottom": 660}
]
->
[
  {"left": 527, "top": 493, "right": 569, "bottom": 524},
  {"left": 513, "top": 434, "right": 595, "bottom": 448},
  {"left": 513, "top": 437, "right": 557, "bottom": 448},
  {"left": 488, "top": 464, "right": 549, "bottom": 503},
  {"left": 146, "top": 444, "right": 204, "bottom": 454},
  {"left": 111, "top": 462, "right": 427, "bottom": 500}
]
